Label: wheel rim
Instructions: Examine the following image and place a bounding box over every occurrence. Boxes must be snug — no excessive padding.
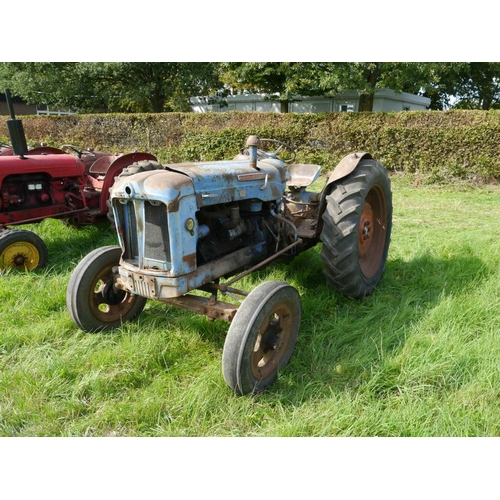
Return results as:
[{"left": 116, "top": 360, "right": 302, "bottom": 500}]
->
[
  {"left": 251, "top": 303, "right": 294, "bottom": 380},
  {"left": 358, "top": 183, "right": 388, "bottom": 279},
  {"left": 0, "top": 241, "right": 40, "bottom": 270},
  {"left": 89, "top": 262, "right": 140, "bottom": 324}
]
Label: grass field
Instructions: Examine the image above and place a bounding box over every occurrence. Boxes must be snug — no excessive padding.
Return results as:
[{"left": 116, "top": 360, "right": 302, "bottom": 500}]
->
[{"left": 1, "top": 175, "right": 500, "bottom": 437}]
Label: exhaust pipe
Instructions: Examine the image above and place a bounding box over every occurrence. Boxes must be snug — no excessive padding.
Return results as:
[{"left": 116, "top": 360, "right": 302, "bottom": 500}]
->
[
  {"left": 5, "top": 88, "right": 28, "bottom": 158},
  {"left": 246, "top": 135, "right": 261, "bottom": 169}
]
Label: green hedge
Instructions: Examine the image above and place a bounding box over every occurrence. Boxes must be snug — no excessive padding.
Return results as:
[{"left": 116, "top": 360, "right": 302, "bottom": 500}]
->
[{"left": 2, "top": 110, "right": 500, "bottom": 183}]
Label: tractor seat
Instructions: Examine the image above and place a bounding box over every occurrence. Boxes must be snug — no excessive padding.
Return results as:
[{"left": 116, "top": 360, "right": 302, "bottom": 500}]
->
[{"left": 286, "top": 164, "right": 321, "bottom": 188}]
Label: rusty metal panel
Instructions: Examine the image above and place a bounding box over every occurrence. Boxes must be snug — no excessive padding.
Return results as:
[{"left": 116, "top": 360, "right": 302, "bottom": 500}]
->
[
  {"left": 327, "top": 152, "right": 372, "bottom": 185},
  {"left": 163, "top": 294, "right": 238, "bottom": 322},
  {"left": 116, "top": 242, "right": 266, "bottom": 299},
  {"left": 164, "top": 159, "right": 285, "bottom": 207}
]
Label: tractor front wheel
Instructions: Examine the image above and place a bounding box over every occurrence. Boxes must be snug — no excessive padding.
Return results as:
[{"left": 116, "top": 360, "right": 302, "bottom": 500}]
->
[
  {"left": 0, "top": 229, "right": 48, "bottom": 271},
  {"left": 222, "top": 281, "right": 302, "bottom": 395},
  {"left": 66, "top": 245, "right": 147, "bottom": 332},
  {"left": 320, "top": 160, "right": 392, "bottom": 298}
]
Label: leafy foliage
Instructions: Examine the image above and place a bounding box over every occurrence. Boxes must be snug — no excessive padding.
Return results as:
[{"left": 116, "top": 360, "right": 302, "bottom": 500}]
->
[
  {"left": 0, "top": 62, "right": 223, "bottom": 113},
  {"left": 3, "top": 62, "right": 500, "bottom": 113},
  {"left": 1, "top": 109, "right": 500, "bottom": 182}
]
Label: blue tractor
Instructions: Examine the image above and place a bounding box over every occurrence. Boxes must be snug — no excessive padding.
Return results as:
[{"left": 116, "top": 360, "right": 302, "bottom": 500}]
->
[{"left": 66, "top": 136, "right": 392, "bottom": 395}]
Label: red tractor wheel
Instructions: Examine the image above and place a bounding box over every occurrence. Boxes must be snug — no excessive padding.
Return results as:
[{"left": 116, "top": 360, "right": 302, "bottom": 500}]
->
[{"left": 0, "top": 229, "right": 48, "bottom": 271}]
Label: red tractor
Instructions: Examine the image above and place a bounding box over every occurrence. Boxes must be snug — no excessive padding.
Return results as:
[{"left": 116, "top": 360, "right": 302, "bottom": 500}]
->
[{"left": 0, "top": 89, "right": 156, "bottom": 270}]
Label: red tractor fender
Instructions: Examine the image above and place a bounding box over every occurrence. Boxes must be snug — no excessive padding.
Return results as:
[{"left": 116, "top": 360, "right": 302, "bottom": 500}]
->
[
  {"left": 93, "top": 152, "right": 157, "bottom": 214},
  {"left": 1, "top": 144, "right": 67, "bottom": 156},
  {"left": 26, "top": 146, "right": 66, "bottom": 155},
  {"left": 2, "top": 145, "right": 69, "bottom": 156}
]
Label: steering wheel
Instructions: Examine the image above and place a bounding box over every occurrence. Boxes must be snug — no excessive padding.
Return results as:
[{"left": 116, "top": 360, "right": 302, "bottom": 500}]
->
[
  {"left": 62, "top": 144, "right": 96, "bottom": 158},
  {"left": 257, "top": 138, "right": 296, "bottom": 163}
]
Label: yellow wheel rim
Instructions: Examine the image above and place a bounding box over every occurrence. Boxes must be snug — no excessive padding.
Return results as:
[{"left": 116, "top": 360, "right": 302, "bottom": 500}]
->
[{"left": 0, "top": 241, "right": 41, "bottom": 270}]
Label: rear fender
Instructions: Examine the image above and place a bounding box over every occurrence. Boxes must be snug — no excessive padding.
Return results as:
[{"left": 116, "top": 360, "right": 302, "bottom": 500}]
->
[
  {"left": 319, "top": 152, "right": 372, "bottom": 206},
  {"left": 95, "top": 152, "right": 157, "bottom": 214}
]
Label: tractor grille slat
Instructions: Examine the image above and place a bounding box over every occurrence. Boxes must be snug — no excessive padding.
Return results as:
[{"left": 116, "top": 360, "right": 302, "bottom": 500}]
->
[
  {"left": 144, "top": 202, "right": 170, "bottom": 263},
  {"left": 116, "top": 200, "right": 170, "bottom": 269}
]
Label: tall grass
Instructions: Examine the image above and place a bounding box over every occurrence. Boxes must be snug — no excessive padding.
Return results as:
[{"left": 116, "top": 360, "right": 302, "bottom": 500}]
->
[{"left": 1, "top": 176, "right": 499, "bottom": 437}]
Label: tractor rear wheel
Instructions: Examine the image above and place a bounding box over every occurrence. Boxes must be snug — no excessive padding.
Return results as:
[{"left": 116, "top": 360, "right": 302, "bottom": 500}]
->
[
  {"left": 320, "top": 160, "right": 392, "bottom": 298},
  {"left": 66, "top": 245, "right": 147, "bottom": 332},
  {"left": 116, "top": 160, "right": 164, "bottom": 178},
  {"left": 222, "top": 281, "right": 301, "bottom": 395},
  {"left": 0, "top": 229, "right": 48, "bottom": 271}
]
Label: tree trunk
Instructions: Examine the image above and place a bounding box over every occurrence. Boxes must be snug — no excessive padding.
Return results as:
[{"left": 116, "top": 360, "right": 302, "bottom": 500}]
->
[
  {"left": 150, "top": 95, "right": 165, "bottom": 113},
  {"left": 280, "top": 100, "right": 289, "bottom": 113},
  {"left": 481, "top": 95, "right": 492, "bottom": 110},
  {"left": 358, "top": 93, "right": 374, "bottom": 111}
]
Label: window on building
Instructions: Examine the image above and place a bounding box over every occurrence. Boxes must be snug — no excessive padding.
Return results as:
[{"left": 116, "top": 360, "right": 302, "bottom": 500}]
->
[{"left": 339, "top": 103, "right": 354, "bottom": 112}]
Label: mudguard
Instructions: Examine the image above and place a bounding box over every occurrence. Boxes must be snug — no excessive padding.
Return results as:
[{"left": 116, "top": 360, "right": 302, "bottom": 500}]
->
[{"left": 320, "top": 152, "right": 373, "bottom": 207}]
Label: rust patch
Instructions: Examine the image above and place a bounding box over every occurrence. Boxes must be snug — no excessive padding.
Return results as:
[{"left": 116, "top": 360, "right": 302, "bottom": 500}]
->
[
  {"left": 164, "top": 294, "right": 238, "bottom": 322},
  {"left": 167, "top": 192, "right": 181, "bottom": 212},
  {"left": 328, "top": 152, "right": 372, "bottom": 184},
  {"left": 182, "top": 252, "right": 196, "bottom": 269}
]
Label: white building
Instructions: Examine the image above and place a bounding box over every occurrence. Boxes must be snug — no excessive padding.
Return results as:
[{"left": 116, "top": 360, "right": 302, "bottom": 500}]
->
[{"left": 190, "top": 88, "right": 431, "bottom": 113}]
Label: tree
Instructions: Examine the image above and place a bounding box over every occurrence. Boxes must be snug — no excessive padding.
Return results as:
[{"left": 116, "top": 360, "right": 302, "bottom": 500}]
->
[
  {"left": 219, "top": 62, "right": 434, "bottom": 112},
  {"left": 0, "top": 62, "right": 101, "bottom": 111},
  {"left": 299, "top": 62, "right": 436, "bottom": 111},
  {"left": 219, "top": 62, "right": 311, "bottom": 113},
  {"left": 0, "top": 62, "right": 223, "bottom": 113},
  {"left": 94, "top": 63, "right": 223, "bottom": 112},
  {"left": 411, "top": 62, "right": 471, "bottom": 110},
  {"left": 4, "top": 62, "right": 500, "bottom": 114},
  {"left": 451, "top": 62, "right": 500, "bottom": 110},
  {"left": 400, "top": 63, "right": 500, "bottom": 110}
]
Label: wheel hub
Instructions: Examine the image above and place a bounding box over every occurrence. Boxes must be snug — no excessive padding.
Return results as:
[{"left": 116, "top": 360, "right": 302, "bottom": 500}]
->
[
  {"left": 13, "top": 253, "right": 27, "bottom": 266},
  {"left": 102, "top": 280, "right": 126, "bottom": 305},
  {"left": 1, "top": 242, "right": 40, "bottom": 270},
  {"left": 358, "top": 202, "right": 374, "bottom": 258},
  {"left": 251, "top": 307, "right": 291, "bottom": 379},
  {"left": 258, "top": 316, "right": 283, "bottom": 353},
  {"left": 358, "top": 184, "right": 388, "bottom": 279}
]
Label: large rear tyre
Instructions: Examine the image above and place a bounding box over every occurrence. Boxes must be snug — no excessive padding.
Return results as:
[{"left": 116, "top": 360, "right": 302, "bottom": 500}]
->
[
  {"left": 320, "top": 160, "right": 392, "bottom": 298},
  {"left": 66, "top": 245, "right": 147, "bottom": 332},
  {"left": 222, "top": 281, "right": 302, "bottom": 395},
  {"left": 0, "top": 229, "right": 48, "bottom": 271},
  {"left": 116, "top": 160, "right": 164, "bottom": 178}
]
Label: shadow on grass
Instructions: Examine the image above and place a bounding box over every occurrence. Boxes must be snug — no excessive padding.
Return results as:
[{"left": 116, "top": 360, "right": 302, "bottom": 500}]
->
[
  {"left": 12, "top": 218, "right": 119, "bottom": 276},
  {"left": 268, "top": 247, "right": 489, "bottom": 403},
  {"left": 105, "top": 243, "right": 488, "bottom": 404},
  {"left": 30, "top": 218, "right": 488, "bottom": 404}
]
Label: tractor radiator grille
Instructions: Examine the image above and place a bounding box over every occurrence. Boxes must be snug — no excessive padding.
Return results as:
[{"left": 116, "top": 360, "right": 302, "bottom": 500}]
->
[
  {"left": 117, "top": 200, "right": 170, "bottom": 268},
  {"left": 144, "top": 202, "right": 170, "bottom": 263}
]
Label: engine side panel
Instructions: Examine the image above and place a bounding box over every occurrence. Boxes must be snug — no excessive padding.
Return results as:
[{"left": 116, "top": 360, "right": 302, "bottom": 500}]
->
[
  {"left": 111, "top": 167, "right": 276, "bottom": 299},
  {"left": 0, "top": 155, "right": 88, "bottom": 224},
  {"left": 0, "top": 154, "right": 85, "bottom": 183},
  {"left": 164, "top": 159, "right": 285, "bottom": 207}
]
